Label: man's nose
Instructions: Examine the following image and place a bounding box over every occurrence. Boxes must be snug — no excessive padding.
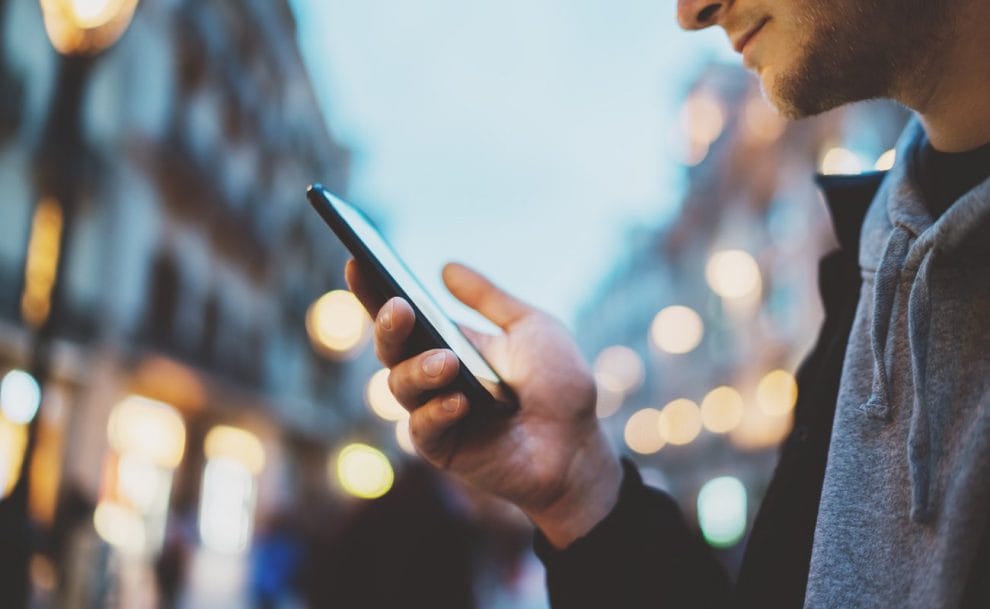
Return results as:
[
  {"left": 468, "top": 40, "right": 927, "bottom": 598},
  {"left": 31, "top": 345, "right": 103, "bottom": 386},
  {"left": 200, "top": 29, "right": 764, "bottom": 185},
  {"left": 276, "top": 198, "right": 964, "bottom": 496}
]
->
[{"left": 677, "top": 0, "right": 725, "bottom": 30}]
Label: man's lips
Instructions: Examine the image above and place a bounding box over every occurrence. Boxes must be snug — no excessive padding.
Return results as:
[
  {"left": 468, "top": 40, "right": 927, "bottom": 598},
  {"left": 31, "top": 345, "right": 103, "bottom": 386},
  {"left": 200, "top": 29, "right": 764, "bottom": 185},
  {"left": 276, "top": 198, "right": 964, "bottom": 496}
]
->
[{"left": 732, "top": 17, "right": 770, "bottom": 54}]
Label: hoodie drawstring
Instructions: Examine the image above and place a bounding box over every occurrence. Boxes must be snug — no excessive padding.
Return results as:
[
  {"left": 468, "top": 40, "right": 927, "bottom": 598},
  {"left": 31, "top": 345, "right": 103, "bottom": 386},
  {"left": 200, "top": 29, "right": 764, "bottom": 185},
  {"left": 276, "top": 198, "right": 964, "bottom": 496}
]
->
[
  {"left": 907, "top": 249, "right": 937, "bottom": 523},
  {"left": 861, "top": 226, "right": 912, "bottom": 420},
  {"left": 861, "top": 220, "right": 940, "bottom": 524}
]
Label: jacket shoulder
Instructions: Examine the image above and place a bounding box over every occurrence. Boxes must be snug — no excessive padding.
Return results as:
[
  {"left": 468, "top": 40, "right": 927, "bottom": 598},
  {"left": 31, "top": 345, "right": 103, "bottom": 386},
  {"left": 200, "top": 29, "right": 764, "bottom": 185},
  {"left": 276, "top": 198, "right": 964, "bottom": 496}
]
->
[
  {"left": 815, "top": 171, "right": 887, "bottom": 257},
  {"left": 733, "top": 172, "right": 883, "bottom": 608}
]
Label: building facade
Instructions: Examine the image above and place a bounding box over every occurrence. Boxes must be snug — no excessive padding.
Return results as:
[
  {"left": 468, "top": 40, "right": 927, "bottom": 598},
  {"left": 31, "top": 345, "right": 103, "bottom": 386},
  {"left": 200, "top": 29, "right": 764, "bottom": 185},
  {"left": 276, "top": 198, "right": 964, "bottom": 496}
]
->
[{"left": 0, "top": 0, "right": 389, "bottom": 606}]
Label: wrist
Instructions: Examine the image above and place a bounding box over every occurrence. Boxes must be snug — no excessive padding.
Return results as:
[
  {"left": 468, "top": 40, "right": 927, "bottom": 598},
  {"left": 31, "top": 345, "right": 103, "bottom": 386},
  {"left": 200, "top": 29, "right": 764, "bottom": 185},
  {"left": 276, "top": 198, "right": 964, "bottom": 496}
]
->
[{"left": 526, "top": 427, "right": 622, "bottom": 549}]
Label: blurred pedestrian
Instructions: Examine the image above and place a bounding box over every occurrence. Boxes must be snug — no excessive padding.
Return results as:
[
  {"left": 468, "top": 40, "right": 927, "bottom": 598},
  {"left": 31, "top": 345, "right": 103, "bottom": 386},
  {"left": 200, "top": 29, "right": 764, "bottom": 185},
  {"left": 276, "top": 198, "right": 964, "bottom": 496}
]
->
[{"left": 345, "top": 0, "right": 990, "bottom": 607}]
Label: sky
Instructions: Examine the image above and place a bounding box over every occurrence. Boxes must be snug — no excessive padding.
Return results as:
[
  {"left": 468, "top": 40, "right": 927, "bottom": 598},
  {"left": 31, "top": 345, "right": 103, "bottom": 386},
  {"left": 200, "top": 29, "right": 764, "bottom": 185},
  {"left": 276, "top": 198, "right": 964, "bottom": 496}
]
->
[{"left": 290, "top": 0, "right": 736, "bottom": 328}]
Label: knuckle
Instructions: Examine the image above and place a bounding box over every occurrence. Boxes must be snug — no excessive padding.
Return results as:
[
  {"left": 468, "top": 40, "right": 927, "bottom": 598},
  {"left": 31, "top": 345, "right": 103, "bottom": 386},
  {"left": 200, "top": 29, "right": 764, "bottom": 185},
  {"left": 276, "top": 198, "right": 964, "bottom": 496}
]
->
[{"left": 409, "top": 411, "right": 431, "bottom": 441}]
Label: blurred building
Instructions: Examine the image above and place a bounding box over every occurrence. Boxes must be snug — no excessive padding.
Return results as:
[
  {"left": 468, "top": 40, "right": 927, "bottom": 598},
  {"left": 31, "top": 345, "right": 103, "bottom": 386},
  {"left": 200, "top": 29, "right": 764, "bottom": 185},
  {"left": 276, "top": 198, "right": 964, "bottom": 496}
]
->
[
  {"left": 576, "top": 63, "right": 910, "bottom": 563},
  {"left": 0, "top": 0, "right": 394, "bottom": 606}
]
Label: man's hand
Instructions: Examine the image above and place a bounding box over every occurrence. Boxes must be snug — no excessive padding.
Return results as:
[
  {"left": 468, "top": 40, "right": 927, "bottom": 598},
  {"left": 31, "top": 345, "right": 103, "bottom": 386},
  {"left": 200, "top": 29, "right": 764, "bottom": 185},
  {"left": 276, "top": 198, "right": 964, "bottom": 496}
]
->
[{"left": 344, "top": 259, "right": 622, "bottom": 548}]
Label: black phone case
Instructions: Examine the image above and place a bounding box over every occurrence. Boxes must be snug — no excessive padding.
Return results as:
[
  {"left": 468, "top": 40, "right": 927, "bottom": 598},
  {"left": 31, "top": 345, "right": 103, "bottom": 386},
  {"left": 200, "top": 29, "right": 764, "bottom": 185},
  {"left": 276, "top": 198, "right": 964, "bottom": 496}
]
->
[{"left": 307, "top": 184, "right": 518, "bottom": 421}]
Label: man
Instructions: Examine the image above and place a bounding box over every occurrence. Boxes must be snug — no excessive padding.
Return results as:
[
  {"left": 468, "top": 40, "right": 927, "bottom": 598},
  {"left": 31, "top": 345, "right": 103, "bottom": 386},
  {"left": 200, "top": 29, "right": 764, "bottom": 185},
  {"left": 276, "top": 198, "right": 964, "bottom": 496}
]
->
[{"left": 345, "top": 0, "right": 990, "bottom": 606}]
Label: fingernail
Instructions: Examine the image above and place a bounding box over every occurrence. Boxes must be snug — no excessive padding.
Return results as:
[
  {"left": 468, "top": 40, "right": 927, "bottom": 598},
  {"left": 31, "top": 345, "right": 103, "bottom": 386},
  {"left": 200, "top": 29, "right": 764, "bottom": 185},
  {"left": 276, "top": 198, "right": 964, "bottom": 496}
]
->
[
  {"left": 380, "top": 300, "right": 393, "bottom": 330},
  {"left": 442, "top": 395, "right": 460, "bottom": 413},
  {"left": 423, "top": 352, "right": 446, "bottom": 377}
]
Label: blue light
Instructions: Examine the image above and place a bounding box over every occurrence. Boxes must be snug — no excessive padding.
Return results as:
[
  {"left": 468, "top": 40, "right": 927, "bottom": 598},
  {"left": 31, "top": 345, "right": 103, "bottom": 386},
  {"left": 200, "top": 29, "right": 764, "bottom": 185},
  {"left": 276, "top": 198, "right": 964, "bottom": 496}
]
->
[{"left": 0, "top": 370, "right": 42, "bottom": 425}]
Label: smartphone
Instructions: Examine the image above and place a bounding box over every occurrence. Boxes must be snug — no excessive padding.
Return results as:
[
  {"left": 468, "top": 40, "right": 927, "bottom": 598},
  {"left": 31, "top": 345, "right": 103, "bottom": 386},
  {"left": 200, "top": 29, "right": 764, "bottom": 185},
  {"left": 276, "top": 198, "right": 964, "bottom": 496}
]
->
[{"left": 307, "top": 184, "right": 519, "bottom": 420}]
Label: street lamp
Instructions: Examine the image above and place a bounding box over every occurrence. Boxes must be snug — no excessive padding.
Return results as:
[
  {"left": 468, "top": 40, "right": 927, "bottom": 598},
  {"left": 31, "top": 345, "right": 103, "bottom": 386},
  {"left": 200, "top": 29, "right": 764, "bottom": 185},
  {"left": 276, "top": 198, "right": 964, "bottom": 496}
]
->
[{"left": 0, "top": 2, "right": 140, "bottom": 606}]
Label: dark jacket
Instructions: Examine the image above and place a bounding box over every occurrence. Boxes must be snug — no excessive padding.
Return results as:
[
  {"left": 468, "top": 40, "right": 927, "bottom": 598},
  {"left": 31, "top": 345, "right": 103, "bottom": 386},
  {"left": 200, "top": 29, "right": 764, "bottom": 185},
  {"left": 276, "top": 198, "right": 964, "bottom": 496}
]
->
[{"left": 535, "top": 172, "right": 990, "bottom": 608}]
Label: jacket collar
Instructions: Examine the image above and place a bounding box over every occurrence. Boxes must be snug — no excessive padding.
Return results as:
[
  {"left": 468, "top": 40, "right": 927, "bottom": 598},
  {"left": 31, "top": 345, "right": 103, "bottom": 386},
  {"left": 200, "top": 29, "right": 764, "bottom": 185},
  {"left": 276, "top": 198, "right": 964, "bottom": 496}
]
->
[{"left": 815, "top": 171, "right": 888, "bottom": 258}]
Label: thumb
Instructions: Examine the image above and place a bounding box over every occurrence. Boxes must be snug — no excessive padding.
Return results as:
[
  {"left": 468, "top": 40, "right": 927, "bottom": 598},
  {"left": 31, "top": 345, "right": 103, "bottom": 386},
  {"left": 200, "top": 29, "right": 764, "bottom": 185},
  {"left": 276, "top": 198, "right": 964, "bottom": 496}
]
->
[{"left": 442, "top": 262, "right": 533, "bottom": 330}]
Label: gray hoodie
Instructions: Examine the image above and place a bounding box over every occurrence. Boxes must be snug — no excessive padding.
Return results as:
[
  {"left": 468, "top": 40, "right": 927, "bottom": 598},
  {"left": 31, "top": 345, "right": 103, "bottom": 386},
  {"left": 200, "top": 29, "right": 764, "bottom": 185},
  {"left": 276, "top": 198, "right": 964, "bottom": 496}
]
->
[{"left": 804, "top": 120, "right": 990, "bottom": 608}]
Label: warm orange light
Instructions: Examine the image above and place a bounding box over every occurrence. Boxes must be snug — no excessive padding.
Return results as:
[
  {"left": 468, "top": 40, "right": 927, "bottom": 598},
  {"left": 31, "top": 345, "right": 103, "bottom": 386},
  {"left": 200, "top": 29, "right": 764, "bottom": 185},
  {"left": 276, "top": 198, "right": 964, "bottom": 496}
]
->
[
  {"left": 700, "top": 386, "right": 745, "bottom": 434},
  {"left": 29, "top": 393, "right": 67, "bottom": 525},
  {"left": 0, "top": 416, "right": 29, "bottom": 499},
  {"left": 820, "top": 146, "right": 865, "bottom": 175},
  {"left": 624, "top": 408, "right": 667, "bottom": 455},
  {"left": 107, "top": 395, "right": 186, "bottom": 469},
  {"left": 204, "top": 426, "right": 265, "bottom": 475},
  {"left": 21, "top": 197, "right": 63, "bottom": 329},
  {"left": 306, "top": 290, "right": 371, "bottom": 359},
  {"left": 93, "top": 500, "right": 146, "bottom": 553},
  {"left": 593, "top": 346, "right": 645, "bottom": 395},
  {"left": 131, "top": 357, "right": 208, "bottom": 413},
  {"left": 729, "top": 404, "right": 793, "bottom": 451},
  {"left": 757, "top": 370, "right": 798, "bottom": 416},
  {"left": 874, "top": 149, "right": 897, "bottom": 171},
  {"left": 651, "top": 306, "right": 704, "bottom": 355},
  {"left": 706, "top": 250, "right": 761, "bottom": 300},
  {"left": 39, "top": 0, "right": 140, "bottom": 56},
  {"left": 659, "top": 399, "right": 702, "bottom": 446}
]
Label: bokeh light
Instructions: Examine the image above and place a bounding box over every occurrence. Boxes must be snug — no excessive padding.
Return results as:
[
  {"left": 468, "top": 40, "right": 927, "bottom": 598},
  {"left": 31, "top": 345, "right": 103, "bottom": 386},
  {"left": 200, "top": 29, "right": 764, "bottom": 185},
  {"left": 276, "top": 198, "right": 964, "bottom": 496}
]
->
[
  {"left": 1, "top": 369, "right": 42, "bottom": 425},
  {"left": 366, "top": 368, "right": 408, "bottom": 422},
  {"left": 39, "top": 0, "right": 140, "bottom": 55},
  {"left": 199, "top": 456, "right": 256, "bottom": 554},
  {"left": 93, "top": 500, "right": 146, "bottom": 554},
  {"left": 682, "top": 140, "right": 710, "bottom": 166},
  {"left": 68, "top": 0, "right": 124, "bottom": 28},
  {"left": 20, "top": 197, "right": 62, "bottom": 329},
  {"left": 594, "top": 382, "right": 625, "bottom": 419},
  {"left": 204, "top": 425, "right": 266, "bottom": 475},
  {"left": 697, "top": 476, "right": 748, "bottom": 548},
  {"left": 700, "top": 386, "right": 745, "bottom": 434},
  {"left": 624, "top": 408, "right": 667, "bottom": 455},
  {"left": 116, "top": 454, "right": 165, "bottom": 513},
  {"left": 681, "top": 92, "right": 725, "bottom": 147},
  {"left": 705, "top": 250, "right": 762, "bottom": 300},
  {"left": 593, "top": 346, "right": 645, "bottom": 395},
  {"left": 196, "top": 428, "right": 263, "bottom": 557},
  {"left": 305, "top": 290, "right": 370, "bottom": 359},
  {"left": 743, "top": 95, "right": 785, "bottom": 142},
  {"left": 0, "top": 417, "right": 29, "bottom": 499},
  {"left": 394, "top": 418, "right": 417, "bottom": 456},
  {"left": 651, "top": 305, "right": 704, "bottom": 355},
  {"left": 820, "top": 146, "right": 866, "bottom": 175},
  {"left": 659, "top": 399, "right": 702, "bottom": 446},
  {"left": 335, "top": 443, "right": 394, "bottom": 499},
  {"left": 729, "top": 404, "right": 793, "bottom": 451},
  {"left": 106, "top": 395, "right": 186, "bottom": 469},
  {"left": 875, "top": 148, "right": 897, "bottom": 171},
  {"left": 756, "top": 370, "right": 798, "bottom": 416}
]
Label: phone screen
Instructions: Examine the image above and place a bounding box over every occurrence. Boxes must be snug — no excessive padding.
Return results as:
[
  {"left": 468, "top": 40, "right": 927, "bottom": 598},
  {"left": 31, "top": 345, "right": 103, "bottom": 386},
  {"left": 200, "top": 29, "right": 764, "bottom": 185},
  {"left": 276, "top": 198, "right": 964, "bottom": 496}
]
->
[{"left": 316, "top": 189, "right": 503, "bottom": 388}]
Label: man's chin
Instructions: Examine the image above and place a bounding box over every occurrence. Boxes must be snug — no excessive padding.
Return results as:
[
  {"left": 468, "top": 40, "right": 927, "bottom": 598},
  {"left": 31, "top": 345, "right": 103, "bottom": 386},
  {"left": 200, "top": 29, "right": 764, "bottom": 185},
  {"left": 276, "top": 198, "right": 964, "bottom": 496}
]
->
[{"left": 758, "top": 65, "right": 835, "bottom": 120}]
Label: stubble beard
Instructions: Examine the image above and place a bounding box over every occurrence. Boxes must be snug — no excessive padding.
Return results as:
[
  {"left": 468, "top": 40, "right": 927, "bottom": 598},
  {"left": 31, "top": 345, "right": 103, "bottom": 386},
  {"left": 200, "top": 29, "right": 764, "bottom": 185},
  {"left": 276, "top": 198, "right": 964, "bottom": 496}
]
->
[{"left": 766, "top": 0, "right": 949, "bottom": 119}]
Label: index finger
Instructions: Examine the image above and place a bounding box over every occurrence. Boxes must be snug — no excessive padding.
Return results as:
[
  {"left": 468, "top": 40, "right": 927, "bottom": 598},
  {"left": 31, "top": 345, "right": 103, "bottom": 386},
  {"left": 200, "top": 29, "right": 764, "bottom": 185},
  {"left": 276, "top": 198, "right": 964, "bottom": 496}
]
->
[
  {"left": 344, "top": 259, "right": 386, "bottom": 318},
  {"left": 442, "top": 262, "right": 533, "bottom": 330}
]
